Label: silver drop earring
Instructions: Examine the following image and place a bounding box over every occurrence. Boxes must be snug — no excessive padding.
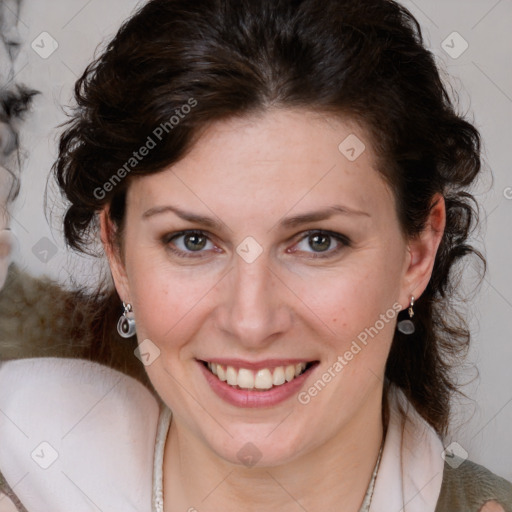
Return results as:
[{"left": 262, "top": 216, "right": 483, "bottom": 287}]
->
[
  {"left": 397, "top": 296, "right": 415, "bottom": 335},
  {"left": 117, "top": 302, "right": 136, "bottom": 338}
]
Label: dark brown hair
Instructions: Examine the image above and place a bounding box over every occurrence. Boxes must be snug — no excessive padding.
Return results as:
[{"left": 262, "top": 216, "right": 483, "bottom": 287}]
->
[{"left": 52, "top": 0, "right": 484, "bottom": 436}]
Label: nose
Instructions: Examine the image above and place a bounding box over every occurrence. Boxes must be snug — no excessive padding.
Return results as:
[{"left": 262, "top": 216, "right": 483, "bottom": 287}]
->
[{"left": 215, "top": 253, "right": 293, "bottom": 349}]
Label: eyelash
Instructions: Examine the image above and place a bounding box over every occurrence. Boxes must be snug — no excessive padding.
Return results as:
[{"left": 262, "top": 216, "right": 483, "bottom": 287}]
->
[{"left": 161, "top": 229, "right": 351, "bottom": 260}]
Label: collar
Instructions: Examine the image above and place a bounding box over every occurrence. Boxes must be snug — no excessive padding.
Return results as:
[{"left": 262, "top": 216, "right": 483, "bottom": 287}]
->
[
  {"left": 0, "top": 357, "right": 160, "bottom": 511},
  {"left": 370, "top": 385, "right": 445, "bottom": 511},
  {"left": 0, "top": 359, "right": 444, "bottom": 511}
]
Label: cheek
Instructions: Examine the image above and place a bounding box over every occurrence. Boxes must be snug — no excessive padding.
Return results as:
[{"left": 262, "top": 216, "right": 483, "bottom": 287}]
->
[
  {"left": 127, "top": 256, "right": 216, "bottom": 348},
  {"left": 295, "top": 259, "right": 402, "bottom": 375},
  {"left": 301, "top": 259, "right": 400, "bottom": 327}
]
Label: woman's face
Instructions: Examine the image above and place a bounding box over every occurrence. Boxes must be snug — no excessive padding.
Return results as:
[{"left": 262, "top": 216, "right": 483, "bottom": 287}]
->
[{"left": 103, "top": 109, "right": 443, "bottom": 466}]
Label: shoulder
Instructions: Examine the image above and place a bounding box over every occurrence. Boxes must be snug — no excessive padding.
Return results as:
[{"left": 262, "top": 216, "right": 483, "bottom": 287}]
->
[
  {"left": 0, "top": 264, "right": 79, "bottom": 360},
  {"left": 0, "top": 357, "right": 161, "bottom": 511},
  {"left": 0, "top": 263, "right": 150, "bottom": 386},
  {"left": 436, "top": 456, "right": 512, "bottom": 512}
]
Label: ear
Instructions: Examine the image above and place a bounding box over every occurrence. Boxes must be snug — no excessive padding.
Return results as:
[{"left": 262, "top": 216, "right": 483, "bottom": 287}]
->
[
  {"left": 99, "top": 207, "right": 131, "bottom": 303},
  {"left": 399, "top": 193, "right": 446, "bottom": 308}
]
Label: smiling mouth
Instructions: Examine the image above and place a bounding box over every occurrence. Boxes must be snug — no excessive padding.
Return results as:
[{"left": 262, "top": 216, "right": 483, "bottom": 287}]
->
[{"left": 201, "top": 361, "right": 318, "bottom": 391}]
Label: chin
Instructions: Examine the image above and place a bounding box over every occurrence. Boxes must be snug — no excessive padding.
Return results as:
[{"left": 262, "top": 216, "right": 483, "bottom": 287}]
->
[{"left": 202, "top": 422, "right": 309, "bottom": 469}]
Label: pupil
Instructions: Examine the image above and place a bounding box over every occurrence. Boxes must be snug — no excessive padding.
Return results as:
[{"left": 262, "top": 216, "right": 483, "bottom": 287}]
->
[
  {"left": 310, "top": 233, "right": 330, "bottom": 252},
  {"left": 185, "top": 233, "right": 206, "bottom": 251}
]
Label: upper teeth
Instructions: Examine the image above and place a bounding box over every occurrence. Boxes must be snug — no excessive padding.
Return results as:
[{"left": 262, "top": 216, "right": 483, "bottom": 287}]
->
[{"left": 207, "top": 362, "right": 307, "bottom": 390}]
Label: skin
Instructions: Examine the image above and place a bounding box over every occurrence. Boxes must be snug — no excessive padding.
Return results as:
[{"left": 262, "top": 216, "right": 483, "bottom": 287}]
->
[
  {"left": 480, "top": 502, "right": 505, "bottom": 512},
  {"left": 101, "top": 108, "right": 446, "bottom": 511},
  {"left": 480, "top": 500, "right": 505, "bottom": 512}
]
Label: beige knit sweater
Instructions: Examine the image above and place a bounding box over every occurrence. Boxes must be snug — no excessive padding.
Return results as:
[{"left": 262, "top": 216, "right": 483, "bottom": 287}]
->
[{"left": 1, "top": 264, "right": 511, "bottom": 511}]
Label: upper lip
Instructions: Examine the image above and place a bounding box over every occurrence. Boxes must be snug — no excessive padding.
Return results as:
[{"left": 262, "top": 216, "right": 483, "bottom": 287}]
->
[{"left": 198, "top": 358, "right": 317, "bottom": 371}]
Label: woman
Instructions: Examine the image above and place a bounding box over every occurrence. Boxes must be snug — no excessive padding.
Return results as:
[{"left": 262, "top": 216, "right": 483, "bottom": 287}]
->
[{"left": 0, "top": 0, "right": 511, "bottom": 510}]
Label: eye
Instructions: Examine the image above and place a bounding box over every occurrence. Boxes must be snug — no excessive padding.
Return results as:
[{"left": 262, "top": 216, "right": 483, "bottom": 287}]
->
[
  {"left": 290, "top": 230, "right": 350, "bottom": 258},
  {"left": 162, "top": 230, "right": 217, "bottom": 258},
  {"left": 161, "top": 229, "right": 351, "bottom": 260}
]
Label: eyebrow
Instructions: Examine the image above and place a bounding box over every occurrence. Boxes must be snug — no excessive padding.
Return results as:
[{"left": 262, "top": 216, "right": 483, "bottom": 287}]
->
[{"left": 142, "top": 204, "right": 370, "bottom": 230}]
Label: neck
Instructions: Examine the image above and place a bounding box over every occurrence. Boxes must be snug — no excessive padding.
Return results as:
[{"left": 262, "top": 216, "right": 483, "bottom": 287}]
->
[{"left": 163, "top": 389, "right": 384, "bottom": 512}]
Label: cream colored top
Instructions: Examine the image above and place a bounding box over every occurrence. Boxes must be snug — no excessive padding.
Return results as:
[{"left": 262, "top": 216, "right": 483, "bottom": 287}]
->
[{"left": 0, "top": 358, "right": 445, "bottom": 512}]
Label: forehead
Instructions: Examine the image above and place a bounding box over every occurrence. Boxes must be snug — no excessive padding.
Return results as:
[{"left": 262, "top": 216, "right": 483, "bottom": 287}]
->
[
  {"left": 181, "top": 109, "right": 371, "bottom": 170},
  {"left": 128, "top": 109, "right": 393, "bottom": 220}
]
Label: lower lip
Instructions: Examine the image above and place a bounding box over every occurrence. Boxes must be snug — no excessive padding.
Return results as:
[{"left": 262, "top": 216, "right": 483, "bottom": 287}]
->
[{"left": 198, "top": 361, "right": 316, "bottom": 408}]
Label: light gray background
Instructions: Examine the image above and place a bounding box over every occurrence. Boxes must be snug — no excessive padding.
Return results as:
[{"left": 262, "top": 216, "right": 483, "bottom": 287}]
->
[{"left": 6, "top": 0, "right": 512, "bottom": 479}]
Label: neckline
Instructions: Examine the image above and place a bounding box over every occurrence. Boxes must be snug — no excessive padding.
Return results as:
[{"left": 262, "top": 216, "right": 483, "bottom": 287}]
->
[
  {"left": 358, "top": 441, "right": 383, "bottom": 511},
  {"left": 152, "top": 403, "right": 172, "bottom": 512},
  {"left": 151, "top": 403, "right": 383, "bottom": 512}
]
